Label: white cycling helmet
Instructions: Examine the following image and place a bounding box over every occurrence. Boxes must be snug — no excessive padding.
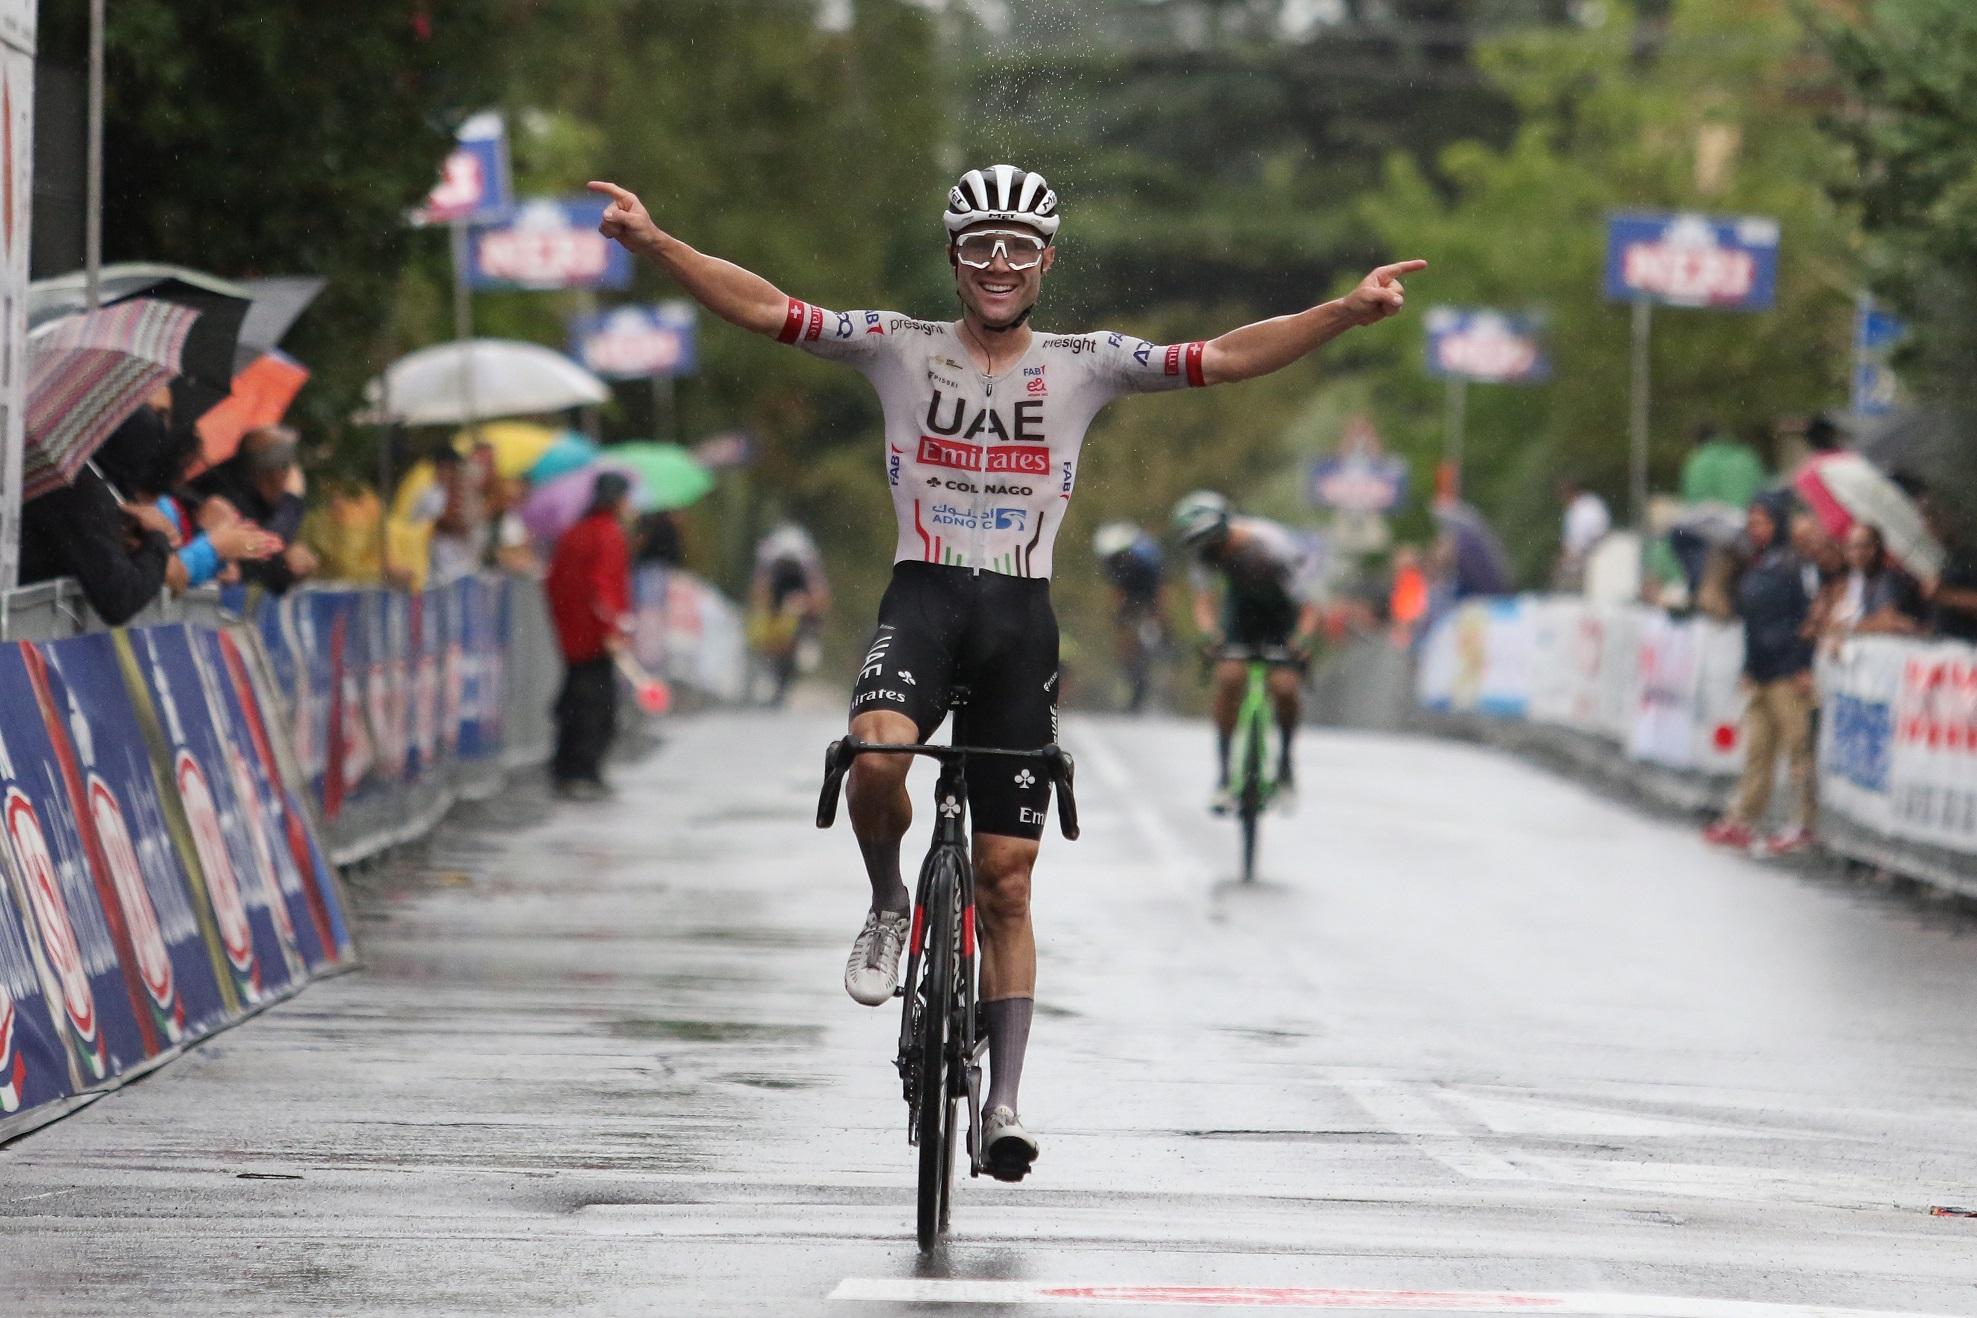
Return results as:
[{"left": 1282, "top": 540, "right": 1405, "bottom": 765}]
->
[
  {"left": 1170, "top": 490, "right": 1230, "bottom": 547},
  {"left": 1092, "top": 520, "right": 1142, "bottom": 560},
  {"left": 944, "top": 164, "right": 1061, "bottom": 239}
]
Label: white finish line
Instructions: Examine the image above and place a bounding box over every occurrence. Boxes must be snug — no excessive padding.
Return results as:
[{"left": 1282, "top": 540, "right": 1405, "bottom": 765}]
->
[{"left": 826, "top": 1280, "right": 1950, "bottom": 1317}]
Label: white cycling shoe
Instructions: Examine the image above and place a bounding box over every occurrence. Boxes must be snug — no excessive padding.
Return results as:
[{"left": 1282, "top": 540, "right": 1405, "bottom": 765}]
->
[
  {"left": 844, "top": 909, "right": 910, "bottom": 1007},
  {"left": 981, "top": 1105, "right": 1039, "bottom": 1182},
  {"left": 1208, "top": 784, "right": 1236, "bottom": 816}
]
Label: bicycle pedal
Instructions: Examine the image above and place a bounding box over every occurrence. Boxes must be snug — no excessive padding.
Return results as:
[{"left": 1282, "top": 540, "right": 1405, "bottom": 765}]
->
[{"left": 893, "top": 984, "right": 905, "bottom": 999}]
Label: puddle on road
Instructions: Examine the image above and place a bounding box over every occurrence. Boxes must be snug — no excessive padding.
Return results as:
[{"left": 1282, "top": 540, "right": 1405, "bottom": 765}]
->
[
  {"left": 605, "top": 1018, "right": 820, "bottom": 1044},
  {"left": 721, "top": 1071, "right": 829, "bottom": 1090}
]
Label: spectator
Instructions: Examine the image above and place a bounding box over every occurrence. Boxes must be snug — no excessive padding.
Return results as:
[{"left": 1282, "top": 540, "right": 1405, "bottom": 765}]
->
[
  {"left": 408, "top": 447, "right": 485, "bottom": 586},
  {"left": 1917, "top": 489, "right": 1977, "bottom": 642},
  {"left": 634, "top": 510, "right": 685, "bottom": 567},
  {"left": 1704, "top": 491, "right": 1816, "bottom": 857},
  {"left": 191, "top": 425, "right": 318, "bottom": 593},
  {"left": 18, "top": 405, "right": 184, "bottom": 624},
  {"left": 1790, "top": 510, "right": 1847, "bottom": 641},
  {"left": 486, "top": 475, "right": 538, "bottom": 576},
  {"left": 1387, "top": 544, "right": 1428, "bottom": 648},
  {"left": 1680, "top": 420, "right": 1769, "bottom": 511},
  {"left": 545, "top": 472, "right": 633, "bottom": 800},
  {"left": 1554, "top": 476, "right": 1611, "bottom": 592},
  {"left": 118, "top": 409, "right": 282, "bottom": 589},
  {"left": 1824, "top": 524, "right": 1926, "bottom": 641}
]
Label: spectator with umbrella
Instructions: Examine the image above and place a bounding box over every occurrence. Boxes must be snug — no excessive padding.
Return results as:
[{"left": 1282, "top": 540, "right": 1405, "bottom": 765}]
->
[
  {"left": 545, "top": 471, "right": 635, "bottom": 800},
  {"left": 1703, "top": 490, "right": 1817, "bottom": 858},
  {"left": 190, "top": 425, "right": 318, "bottom": 593}
]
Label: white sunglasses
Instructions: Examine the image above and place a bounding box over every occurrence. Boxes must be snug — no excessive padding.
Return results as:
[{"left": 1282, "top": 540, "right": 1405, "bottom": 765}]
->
[{"left": 953, "top": 230, "right": 1048, "bottom": 271}]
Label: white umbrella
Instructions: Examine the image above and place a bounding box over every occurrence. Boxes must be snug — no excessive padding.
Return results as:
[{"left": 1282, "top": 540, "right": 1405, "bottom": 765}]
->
[
  {"left": 360, "top": 339, "right": 610, "bottom": 426},
  {"left": 1793, "top": 451, "right": 1945, "bottom": 581}
]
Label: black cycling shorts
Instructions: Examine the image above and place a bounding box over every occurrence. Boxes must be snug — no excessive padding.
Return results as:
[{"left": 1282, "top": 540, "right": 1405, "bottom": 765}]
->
[
  {"left": 1223, "top": 587, "right": 1298, "bottom": 648},
  {"left": 850, "top": 562, "right": 1059, "bottom": 840}
]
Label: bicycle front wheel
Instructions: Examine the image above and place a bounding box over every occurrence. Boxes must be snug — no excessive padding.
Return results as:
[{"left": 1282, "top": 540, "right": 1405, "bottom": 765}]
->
[
  {"left": 914, "top": 862, "right": 957, "bottom": 1251},
  {"left": 1239, "top": 706, "right": 1266, "bottom": 882}
]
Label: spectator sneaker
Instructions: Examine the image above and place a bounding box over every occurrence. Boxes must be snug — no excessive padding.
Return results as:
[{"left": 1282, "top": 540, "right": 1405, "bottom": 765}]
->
[
  {"left": 1701, "top": 819, "right": 1754, "bottom": 850},
  {"left": 981, "top": 1105, "right": 1039, "bottom": 1182},
  {"left": 1758, "top": 825, "right": 1814, "bottom": 858},
  {"left": 844, "top": 909, "right": 909, "bottom": 1007}
]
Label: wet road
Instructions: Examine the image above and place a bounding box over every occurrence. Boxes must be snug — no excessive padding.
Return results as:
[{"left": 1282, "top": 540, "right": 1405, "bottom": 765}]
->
[{"left": 3, "top": 710, "right": 1976, "bottom": 1316}]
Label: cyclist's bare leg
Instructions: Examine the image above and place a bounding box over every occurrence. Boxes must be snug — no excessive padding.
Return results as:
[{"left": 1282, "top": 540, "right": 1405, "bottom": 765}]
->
[
  {"left": 847, "top": 709, "right": 917, "bottom": 915},
  {"left": 1267, "top": 666, "right": 1301, "bottom": 779},
  {"left": 974, "top": 832, "right": 1039, "bottom": 1113},
  {"left": 1211, "top": 658, "right": 1245, "bottom": 784}
]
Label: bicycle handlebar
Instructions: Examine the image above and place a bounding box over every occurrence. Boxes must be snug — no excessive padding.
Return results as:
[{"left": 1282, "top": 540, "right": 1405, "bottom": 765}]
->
[
  {"left": 1198, "top": 644, "right": 1309, "bottom": 677},
  {"left": 815, "top": 737, "right": 1080, "bottom": 841}
]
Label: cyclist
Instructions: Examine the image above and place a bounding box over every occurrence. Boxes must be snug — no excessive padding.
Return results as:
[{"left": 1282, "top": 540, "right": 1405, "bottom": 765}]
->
[
  {"left": 589, "top": 165, "right": 1422, "bottom": 1182},
  {"left": 1092, "top": 521, "right": 1168, "bottom": 712},
  {"left": 749, "top": 522, "right": 832, "bottom": 706},
  {"left": 1172, "top": 491, "right": 1323, "bottom": 814}
]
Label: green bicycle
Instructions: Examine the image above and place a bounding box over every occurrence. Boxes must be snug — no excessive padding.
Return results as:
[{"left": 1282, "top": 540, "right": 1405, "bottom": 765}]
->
[{"left": 1207, "top": 645, "right": 1305, "bottom": 883}]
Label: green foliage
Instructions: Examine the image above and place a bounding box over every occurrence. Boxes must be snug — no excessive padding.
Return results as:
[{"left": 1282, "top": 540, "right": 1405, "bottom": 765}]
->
[
  {"left": 1352, "top": 0, "right": 1858, "bottom": 579},
  {"left": 41, "top": 1, "right": 510, "bottom": 454}
]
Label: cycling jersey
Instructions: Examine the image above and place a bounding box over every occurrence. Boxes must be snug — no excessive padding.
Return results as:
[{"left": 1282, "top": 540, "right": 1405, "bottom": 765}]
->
[
  {"left": 1190, "top": 515, "right": 1323, "bottom": 645},
  {"left": 779, "top": 301, "right": 1206, "bottom": 578}
]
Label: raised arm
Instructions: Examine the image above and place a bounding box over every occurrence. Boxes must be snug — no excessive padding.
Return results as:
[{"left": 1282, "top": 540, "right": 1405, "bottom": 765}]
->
[
  {"left": 588, "top": 180, "right": 791, "bottom": 337},
  {"left": 1198, "top": 260, "right": 1427, "bottom": 386}
]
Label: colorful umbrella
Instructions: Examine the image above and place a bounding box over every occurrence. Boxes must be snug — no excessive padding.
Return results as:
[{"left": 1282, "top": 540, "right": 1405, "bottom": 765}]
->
[
  {"left": 29, "top": 263, "right": 251, "bottom": 419},
  {"left": 451, "top": 420, "right": 560, "bottom": 479},
  {"left": 608, "top": 441, "right": 715, "bottom": 511},
  {"left": 1792, "top": 451, "right": 1944, "bottom": 579},
  {"left": 193, "top": 350, "right": 310, "bottom": 470},
  {"left": 22, "top": 299, "right": 201, "bottom": 500},
  {"left": 525, "top": 431, "right": 600, "bottom": 484},
  {"left": 518, "top": 463, "right": 643, "bottom": 544}
]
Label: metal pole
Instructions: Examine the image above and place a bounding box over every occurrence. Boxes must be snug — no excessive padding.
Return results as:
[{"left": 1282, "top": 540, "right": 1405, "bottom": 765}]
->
[
  {"left": 1443, "top": 375, "right": 1467, "bottom": 501},
  {"left": 85, "top": 0, "right": 106, "bottom": 307},
  {"left": 1628, "top": 298, "right": 1652, "bottom": 532},
  {"left": 450, "top": 220, "right": 478, "bottom": 434}
]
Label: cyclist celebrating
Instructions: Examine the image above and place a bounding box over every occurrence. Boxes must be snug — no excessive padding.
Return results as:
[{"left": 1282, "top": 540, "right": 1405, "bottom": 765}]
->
[
  {"left": 589, "top": 165, "right": 1422, "bottom": 1182},
  {"left": 1092, "top": 521, "right": 1169, "bottom": 712},
  {"left": 1172, "top": 491, "right": 1324, "bottom": 814}
]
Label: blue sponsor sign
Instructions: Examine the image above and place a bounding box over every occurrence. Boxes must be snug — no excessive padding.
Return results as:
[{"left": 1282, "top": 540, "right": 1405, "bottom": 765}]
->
[
  {"left": 1424, "top": 308, "right": 1550, "bottom": 384},
  {"left": 413, "top": 112, "right": 512, "bottom": 226},
  {"left": 1307, "top": 455, "right": 1408, "bottom": 514},
  {"left": 1851, "top": 301, "right": 1905, "bottom": 419},
  {"left": 570, "top": 302, "right": 699, "bottom": 380},
  {"left": 1603, "top": 212, "right": 1780, "bottom": 311},
  {"left": 466, "top": 196, "right": 632, "bottom": 292},
  {"left": 130, "top": 628, "right": 305, "bottom": 1003},
  {"left": 1826, "top": 690, "right": 1893, "bottom": 793}
]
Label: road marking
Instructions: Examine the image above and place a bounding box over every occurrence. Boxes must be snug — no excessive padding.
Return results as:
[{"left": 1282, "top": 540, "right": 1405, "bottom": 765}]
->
[
  {"left": 1334, "top": 1074, "right": 1533, "bottom": 1183},
  {"left": 828, "top": 1278, "right": 1954, "bottom": 1317}
]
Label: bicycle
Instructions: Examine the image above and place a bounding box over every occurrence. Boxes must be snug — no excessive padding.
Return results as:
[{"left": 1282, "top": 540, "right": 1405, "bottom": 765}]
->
[
  {"left": 1204, "top": 645, "right": 1305, "bottom": 883},
  {"left": 815, "top": 700, "right": 1080, "bottom": 1252}
]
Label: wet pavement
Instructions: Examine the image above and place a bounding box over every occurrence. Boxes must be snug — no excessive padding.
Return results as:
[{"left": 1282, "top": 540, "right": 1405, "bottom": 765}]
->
[{"left": 3, "top": 710, "right": 1976, "bottom": 1316}]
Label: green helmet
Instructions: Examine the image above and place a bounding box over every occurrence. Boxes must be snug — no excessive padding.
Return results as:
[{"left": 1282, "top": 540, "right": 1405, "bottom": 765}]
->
[{"left": 1170, "top": 490, "right": 1230, "bottom": 547}]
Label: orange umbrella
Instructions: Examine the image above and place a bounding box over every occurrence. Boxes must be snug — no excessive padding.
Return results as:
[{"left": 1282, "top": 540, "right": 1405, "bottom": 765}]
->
[{"left": 194, "top": 350, "right": 309, "bottom": 469}]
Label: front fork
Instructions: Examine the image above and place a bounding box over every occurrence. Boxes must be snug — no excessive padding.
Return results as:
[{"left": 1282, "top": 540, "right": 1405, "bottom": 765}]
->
[{"left": 896, "top": 764, "right": 984, "bottom": 1175}]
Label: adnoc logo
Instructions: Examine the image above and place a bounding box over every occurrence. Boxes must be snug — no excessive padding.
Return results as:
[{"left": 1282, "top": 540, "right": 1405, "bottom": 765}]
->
[
  {"left": 88, "top": 777, "right": 184, "bottom": 1043},
  {"left": 6, "top": 789, "right": 105, "bottom": 1079}
]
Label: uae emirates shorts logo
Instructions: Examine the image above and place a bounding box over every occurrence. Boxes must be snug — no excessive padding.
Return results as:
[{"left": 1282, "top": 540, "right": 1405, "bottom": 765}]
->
[{"left": 916, "top": 436, "right": 1050, "bottom": 476}]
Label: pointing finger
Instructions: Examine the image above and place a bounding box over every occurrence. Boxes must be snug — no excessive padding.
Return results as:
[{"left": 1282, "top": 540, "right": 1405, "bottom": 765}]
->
[
  {"left": 1374, "top": 259, "right": 1429, "bottom": 281},
  {"left": 586, "top": 180, "right": 635, "bottom": 206}
]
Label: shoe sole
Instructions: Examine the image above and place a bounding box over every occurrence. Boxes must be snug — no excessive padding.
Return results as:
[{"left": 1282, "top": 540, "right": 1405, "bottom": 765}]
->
[{"left": 986, "top": 1137, "right": 1038, "bottom": 1183}]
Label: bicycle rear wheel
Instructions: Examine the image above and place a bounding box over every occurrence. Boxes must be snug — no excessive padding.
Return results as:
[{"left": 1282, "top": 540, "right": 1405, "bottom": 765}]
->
[{"left": 914, "top": 861, "right": 958, "bottom": 1251}]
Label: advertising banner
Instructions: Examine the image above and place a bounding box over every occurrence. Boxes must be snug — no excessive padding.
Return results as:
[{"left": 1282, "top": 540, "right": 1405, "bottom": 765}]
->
[
  {"left": 0, "top": 644, "right": 144, "bottom": 1083},
  {"left": 570, "top": 302, "right": 698, "bottom": 380},
  {"left": 0, "top": 834, "right": 73, "bottom": 1123},
  {"left": 1603, "top": 212, "right": 1780, "bottom": 312},
  {"left": 125, "top": 628, "right": 304, "bottom": 1004},
  {"left": 411, "top": 111, "right": 511, "bottom": 227},
  {"left": 633, "top": 567, "right": 747, "bottom": 703},
  {"left": 1424, "top": 308, "right": 1550, "bottom": 384},
  {"left": 42, "top": 635, "right": 233, "bottom": 1041},
  {"left": 1890, "top": 642, "right": 1977, "bottom": 851},
  {"left": 1819, "top": 640, "right": 1901, "bottom": 837},
  {"left": 1628, "top": 612, "right": 1703, "bottom": 768},
  {"left": 466, "top": 196, "right": 631, "bottom": 292}
]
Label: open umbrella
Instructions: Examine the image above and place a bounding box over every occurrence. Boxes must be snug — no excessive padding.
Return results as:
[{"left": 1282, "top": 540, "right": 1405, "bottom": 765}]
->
[
  {"left": 361, "top": 339, "right": 610, "bottom": 426},
  {"left": 1431, "top": 500, "right": 1514, "bottom": 598},
  {"left": 29, "top": 264, "right": 250, "bottom": 419},
  {"left": 450, "top": 420, "right": 559, "bottom": 479},
  {"left": 519, "top": 463, "right": 643, "bottom": 544},
  {"left": 233, "top": 276, "right": 325, "bottom": 373},
  {"left": 524, "top": 431, "right": 600, "bottom": 484},
  {"left": 22, "top": 299, "right": 201, "bottom": 500},
  {"left": 1793, "top": 451, "right": 1944, "bottom": 579},
  {"left": 607, "top": 441, "right": 715, "bottom": 511},
  {"left": 193, "top": 350, "right": 310, "bottom": 470}
]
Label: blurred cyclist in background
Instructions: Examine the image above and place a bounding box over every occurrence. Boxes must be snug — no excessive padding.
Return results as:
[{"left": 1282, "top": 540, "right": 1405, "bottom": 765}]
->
[
  {"left": 750, "top": 521, "right": 832, "bottom": 706},
  {"left": 1173, "top": 491, "right": 1322, "bottom": 814},
  {"left": 1092, "top": 521, "right": 1168, "bottom": 713}
]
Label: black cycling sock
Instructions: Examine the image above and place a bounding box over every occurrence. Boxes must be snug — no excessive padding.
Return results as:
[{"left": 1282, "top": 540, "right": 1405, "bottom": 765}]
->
[
  {"left": 983, "top": 997, "right": 1033, "bottom": 1113},
  {"left": 1216, "top": 730, "right": 1232, "bottom": 786},
  {"left": 1277, "top": 719, "right": 1296, "bottom": 781}
]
